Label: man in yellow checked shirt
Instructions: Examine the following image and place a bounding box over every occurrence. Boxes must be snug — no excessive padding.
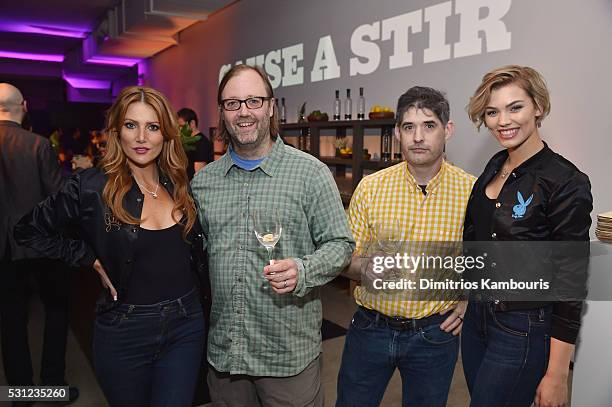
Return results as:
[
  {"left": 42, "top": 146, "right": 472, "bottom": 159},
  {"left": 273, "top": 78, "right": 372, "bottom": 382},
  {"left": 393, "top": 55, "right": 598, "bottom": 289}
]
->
[{"left": 336, "top": 87, "right": 476, "bottom": 407}]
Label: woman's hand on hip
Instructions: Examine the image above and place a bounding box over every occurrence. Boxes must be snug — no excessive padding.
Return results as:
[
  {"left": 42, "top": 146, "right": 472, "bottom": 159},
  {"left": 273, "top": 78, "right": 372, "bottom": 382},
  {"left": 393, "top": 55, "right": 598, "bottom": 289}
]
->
[{"left": 93, "top": 259, "right": 117, "bottom": 301}]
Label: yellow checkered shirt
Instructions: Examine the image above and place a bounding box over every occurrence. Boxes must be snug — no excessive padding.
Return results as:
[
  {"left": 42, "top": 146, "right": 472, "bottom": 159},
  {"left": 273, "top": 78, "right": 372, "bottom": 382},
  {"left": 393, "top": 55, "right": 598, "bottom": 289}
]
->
[{"left": 349, "top": 160, "right": 476, "bottom": 318}]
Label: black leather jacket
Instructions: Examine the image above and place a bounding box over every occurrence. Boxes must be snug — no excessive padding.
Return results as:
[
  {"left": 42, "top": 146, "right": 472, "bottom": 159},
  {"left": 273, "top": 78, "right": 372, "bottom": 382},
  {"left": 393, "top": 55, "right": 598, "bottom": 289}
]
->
[
  {"left": 14, "top": 167, "right": 209, "bottom": 314},
  {"left": 464, "top": 144, "right": 593, "bottom": 344}
]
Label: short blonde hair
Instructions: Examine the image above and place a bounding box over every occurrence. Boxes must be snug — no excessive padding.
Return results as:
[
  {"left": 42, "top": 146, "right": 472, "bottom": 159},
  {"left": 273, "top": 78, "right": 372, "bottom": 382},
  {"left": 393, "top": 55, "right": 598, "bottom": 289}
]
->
[{"left": 467, "top": 65, "right": 551, "bottom": 130}]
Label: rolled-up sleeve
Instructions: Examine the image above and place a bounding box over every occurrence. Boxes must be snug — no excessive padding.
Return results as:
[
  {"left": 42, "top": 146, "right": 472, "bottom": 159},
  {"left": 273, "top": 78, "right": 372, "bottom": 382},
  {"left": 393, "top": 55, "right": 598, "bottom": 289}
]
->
[{"left": 293, "top": 164, "right": 355, "bottom": 297}]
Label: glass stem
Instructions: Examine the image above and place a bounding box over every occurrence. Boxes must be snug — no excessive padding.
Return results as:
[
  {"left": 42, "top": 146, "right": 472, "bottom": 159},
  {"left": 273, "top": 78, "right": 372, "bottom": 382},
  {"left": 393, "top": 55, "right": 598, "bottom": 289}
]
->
[{"left": 263, "top": 247, "right": 275, "bottom": 289}]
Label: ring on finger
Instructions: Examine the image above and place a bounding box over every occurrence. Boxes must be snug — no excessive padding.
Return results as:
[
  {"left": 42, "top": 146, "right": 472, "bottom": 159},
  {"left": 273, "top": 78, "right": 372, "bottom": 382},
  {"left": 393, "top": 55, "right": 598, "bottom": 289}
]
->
[{"left": 283, "top": 280, "right": 287, "bottom": 288}]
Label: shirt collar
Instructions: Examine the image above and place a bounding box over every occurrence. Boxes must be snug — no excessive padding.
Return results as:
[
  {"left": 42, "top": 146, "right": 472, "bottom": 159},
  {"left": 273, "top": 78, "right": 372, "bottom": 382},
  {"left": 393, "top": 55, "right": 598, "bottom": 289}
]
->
[
  {"left": 403, "top": 160, "right": 448, "bottom": 195},
  {"left": 0, "top": 120, "right": 20, "bottom": 128},
  {"left": 221, "top": 136, "right": 285, "bottom": 177}
]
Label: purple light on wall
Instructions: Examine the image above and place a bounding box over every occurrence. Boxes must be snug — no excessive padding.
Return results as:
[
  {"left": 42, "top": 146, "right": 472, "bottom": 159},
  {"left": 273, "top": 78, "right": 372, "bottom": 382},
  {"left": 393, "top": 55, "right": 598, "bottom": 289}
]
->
[
  {"left": 137, "top": 61, "right": 148, "bottom": 85},
  {"left": 0, "top": 50, "right": 64, "bottom": 62},
  {"left": 0, "top": 22, "right": 87, "bottom": 38},
  {"left": 63, "top": 74, "right": 111, "bottom": 90},
  {"left": 86, "top": 56, "right": 141, "bottom": 67}
]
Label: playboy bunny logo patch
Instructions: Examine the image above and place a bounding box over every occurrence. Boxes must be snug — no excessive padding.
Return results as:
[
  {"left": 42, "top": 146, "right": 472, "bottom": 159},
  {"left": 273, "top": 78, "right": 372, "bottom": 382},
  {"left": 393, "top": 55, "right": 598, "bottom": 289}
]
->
[{"left": 512, "top": 191, "right": 533, "bottom": 219}]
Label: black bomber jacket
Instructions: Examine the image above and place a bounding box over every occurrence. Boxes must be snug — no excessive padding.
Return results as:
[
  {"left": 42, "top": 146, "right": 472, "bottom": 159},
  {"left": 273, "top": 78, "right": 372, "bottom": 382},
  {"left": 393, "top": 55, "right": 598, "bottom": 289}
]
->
[
  {"left": 464, "top": 143, "right": 593, "bottom": 344},
  {"left": 14, "top": 167, "right": 209, "bottom": 314}
]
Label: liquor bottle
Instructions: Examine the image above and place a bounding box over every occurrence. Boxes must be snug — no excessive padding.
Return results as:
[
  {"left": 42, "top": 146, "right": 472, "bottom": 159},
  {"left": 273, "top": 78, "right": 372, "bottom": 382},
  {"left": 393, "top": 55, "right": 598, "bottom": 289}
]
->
[
  {"left": 381, "top": 126, "right": 392, "bottom": 162},
  {"left": 280, "top": 97, "right": 287, "bottom": 124},
  {"left": 344, "top": 89, "right": 352, "bottom": 120},
  {"left": 357, "top": 87, "right": 366, "bottom": 120},
  {"left": 333, "top": 90, "right": 341, "bottom": 120},
  {"left": 302, "top": 127, "right": 311, "bottom": 152}
]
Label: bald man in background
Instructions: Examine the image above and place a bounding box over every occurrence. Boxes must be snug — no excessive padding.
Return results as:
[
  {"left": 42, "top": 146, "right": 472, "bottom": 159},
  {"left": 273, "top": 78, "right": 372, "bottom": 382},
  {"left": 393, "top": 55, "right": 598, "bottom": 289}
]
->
[{"left": 0, "top": 83, "right": 78, "bottom": 405}]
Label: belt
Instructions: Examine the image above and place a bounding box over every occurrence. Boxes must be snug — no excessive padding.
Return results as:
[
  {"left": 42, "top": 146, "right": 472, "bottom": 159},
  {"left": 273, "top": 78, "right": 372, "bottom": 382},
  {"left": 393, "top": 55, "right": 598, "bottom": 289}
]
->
[{"left": 359, "top": 306, "right": 447, "bottom": 331}]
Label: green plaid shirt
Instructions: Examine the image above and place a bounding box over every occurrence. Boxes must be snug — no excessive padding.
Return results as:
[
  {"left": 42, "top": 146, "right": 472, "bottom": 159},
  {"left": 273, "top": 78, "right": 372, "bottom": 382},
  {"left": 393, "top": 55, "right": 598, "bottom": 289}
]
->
[{"left": 191, "top": 138, "right": 354, "bottom": 376}]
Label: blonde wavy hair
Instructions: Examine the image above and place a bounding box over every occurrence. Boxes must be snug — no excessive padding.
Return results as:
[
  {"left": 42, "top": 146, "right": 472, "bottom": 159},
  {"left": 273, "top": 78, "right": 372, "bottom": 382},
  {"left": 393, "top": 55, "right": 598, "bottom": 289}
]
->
[
  {"left": 467, "top": 65, "right": 551, "bottom": 130},
  {"left": 100, "top": 86, "right": 196, "bottom": 237}
]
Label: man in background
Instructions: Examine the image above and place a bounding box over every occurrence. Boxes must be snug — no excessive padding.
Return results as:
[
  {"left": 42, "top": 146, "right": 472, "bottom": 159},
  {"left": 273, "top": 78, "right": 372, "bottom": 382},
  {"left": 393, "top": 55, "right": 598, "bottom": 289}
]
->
[
  {"left": 178, "top": 107, "right": 213, "bottom": 179},
  {"left": 0, "top": 83, "right": 78, "bottom": 405}
]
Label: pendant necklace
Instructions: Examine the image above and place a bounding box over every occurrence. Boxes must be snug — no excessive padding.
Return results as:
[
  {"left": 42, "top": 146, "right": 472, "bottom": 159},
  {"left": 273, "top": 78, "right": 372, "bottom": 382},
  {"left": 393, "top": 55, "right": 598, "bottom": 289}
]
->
[
  {"left": 134, "top": 176, "right": 159, "bottom": 199},
  {"left": 499, "top": 159, "right": 513, "bottom": 179}
]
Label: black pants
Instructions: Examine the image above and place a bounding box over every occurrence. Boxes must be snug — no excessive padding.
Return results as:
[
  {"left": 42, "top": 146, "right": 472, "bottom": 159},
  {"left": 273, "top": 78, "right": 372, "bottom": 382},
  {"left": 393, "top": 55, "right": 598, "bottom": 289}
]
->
[{"left": 0, "top": 258, "right": 71, "bottom": 385}]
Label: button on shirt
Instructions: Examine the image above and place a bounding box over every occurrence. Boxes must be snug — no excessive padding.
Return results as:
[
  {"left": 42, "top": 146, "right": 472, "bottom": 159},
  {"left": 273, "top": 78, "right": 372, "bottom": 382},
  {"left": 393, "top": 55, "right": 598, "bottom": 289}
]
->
[
  {"left": 191, "top": 138, "right": 354, "bottom": 376},
  {"left": 349, "top": 161, "right": 476, "bottom": 318}
]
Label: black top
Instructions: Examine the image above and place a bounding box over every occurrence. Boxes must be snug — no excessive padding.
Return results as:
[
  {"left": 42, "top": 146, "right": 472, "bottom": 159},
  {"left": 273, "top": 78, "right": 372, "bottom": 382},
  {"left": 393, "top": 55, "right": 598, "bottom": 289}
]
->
[
  {"left": 124, "top": 223, "right": 195, "bottom": 304},
  {"left": 14, "top": 167, "right": 209, "bottom": 314},
  {"left": 464, "top": 143, "right": 592, "bottom": 344},
  {"left": 470, "top": 188, "right": 496, "bottom": 241},
  {"left": 186, "top": 133, "right": 213, "bottom": 180}
]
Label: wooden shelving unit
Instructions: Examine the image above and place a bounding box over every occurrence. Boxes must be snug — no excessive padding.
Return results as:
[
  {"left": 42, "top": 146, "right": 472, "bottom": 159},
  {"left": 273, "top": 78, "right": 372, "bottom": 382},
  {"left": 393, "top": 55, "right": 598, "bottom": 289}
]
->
[{"left": 280, "top": 118, "right": 399, "bottom": 205}]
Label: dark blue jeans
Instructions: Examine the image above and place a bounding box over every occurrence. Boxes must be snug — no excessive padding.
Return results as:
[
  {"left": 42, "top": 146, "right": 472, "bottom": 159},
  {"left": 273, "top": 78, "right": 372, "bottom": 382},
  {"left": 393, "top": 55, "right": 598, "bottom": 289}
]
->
[
  {"left": 93, "top": 288, "right": 205, "bottom": 407},
  {"left": 461, "top": 302, "right": 552, "bottom": 407},
  {"left": 336, "top": 307, "right": 459, "bottom": 407}
]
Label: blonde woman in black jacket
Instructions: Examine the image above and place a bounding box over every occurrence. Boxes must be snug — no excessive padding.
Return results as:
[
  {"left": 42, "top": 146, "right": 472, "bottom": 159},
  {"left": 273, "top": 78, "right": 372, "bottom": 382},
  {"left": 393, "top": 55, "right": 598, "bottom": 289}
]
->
[{"left": 461, "top": 66, "right": 592, "bottom": 407}]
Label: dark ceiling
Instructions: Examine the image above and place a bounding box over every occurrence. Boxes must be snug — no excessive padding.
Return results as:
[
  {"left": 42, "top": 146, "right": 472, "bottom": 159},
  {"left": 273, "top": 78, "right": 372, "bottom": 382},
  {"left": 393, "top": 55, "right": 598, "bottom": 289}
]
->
[
  {"left": 0, "top": 0, "right": 118, "bottom": 54},
  {"left": 0, "top": 0, "right": 236, "bottom": 102}
]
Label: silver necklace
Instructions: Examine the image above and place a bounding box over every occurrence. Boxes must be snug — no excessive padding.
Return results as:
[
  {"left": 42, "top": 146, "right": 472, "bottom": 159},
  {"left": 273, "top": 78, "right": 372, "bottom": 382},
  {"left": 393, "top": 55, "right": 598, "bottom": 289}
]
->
[{"left": 133, "top": 176, "right": 159, "bottom": 199}]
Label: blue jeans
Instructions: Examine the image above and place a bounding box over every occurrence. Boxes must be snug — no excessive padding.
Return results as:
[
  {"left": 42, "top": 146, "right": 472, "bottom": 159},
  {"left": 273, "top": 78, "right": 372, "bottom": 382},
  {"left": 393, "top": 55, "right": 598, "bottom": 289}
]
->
[
  {"left": 93, "top": 288, "right": 205, "bottom": 407},
  {"left": 336, "top": 307, "right": 459, "bottom": 407},
  {"left": 461, "top": 302, "right": 552, "bottom": 407}
]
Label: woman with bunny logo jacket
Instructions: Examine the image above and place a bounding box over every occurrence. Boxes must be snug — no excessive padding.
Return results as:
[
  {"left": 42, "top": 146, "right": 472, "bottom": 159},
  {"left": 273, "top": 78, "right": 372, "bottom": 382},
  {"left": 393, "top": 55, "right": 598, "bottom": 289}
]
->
[{"left": 461, "top": 66, "right": 592, "bottom": 407}]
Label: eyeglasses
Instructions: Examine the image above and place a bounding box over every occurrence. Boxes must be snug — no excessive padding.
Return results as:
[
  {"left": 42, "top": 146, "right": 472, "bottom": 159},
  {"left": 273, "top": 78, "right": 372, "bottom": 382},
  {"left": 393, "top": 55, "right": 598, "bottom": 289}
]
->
[{"left": 221, "top": 96, "right": 272, "bottom": 111}]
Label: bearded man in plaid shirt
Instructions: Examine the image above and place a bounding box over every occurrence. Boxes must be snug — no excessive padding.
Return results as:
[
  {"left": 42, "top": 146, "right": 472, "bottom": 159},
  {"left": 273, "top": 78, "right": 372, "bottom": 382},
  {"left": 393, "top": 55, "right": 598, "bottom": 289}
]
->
[
  {"left": 191, "top": 64, "right": 354, "bottom": 407},
  {"left": 336, "top": 86, "right": 476, "bottom": 407}
]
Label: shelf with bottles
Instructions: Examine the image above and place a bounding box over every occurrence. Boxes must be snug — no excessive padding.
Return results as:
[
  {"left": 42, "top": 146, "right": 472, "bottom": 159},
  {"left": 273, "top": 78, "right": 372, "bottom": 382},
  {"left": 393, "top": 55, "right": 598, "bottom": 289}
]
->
[
  {"left": 279, "top": 118, "right": 395, "bottom": 130},
  {"left": 280, "top": 119, "right": 398, "bottom": 161},
  {"left": 278, "top": 116, "right": 402, "bottom": 206}
]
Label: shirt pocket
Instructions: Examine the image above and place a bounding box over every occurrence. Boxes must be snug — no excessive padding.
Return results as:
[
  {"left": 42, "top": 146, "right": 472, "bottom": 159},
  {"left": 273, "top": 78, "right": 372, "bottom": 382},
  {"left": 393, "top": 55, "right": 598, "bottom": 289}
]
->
[{"left": 204, "top": 187, "right": 245, "bottom": 245}]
